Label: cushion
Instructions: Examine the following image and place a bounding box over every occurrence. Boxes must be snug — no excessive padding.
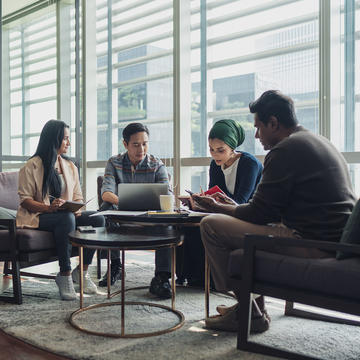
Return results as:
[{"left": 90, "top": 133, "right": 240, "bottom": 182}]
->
[
  {"left": 0, "top": 229, "right": 55, "bottom": 252},
  {"left": 336, "top": 199, "right": 360, "bottom": 260},
  {"left": 0, "top": 206, "right": 17, "bottom": 219},
  {"left": 228, "top": 249, "right": 360, "bottom": 301},
  {"left": 0, "top": 206, "right": 17, "bottom": 229},
  {"left": 0, "top": 172, "right": 19, "bottom": 209}
]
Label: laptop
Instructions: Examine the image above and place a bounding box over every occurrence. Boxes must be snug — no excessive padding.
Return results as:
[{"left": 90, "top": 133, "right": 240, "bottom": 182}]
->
[{"left": 117, "top": 183, "right": 169, "bottom": 211}]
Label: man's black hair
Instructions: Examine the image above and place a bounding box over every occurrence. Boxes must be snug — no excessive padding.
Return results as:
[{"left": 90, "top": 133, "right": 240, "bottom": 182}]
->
[
  {"left": 122, "top": 122, "right": 149, "bottom": 143},
  {"left": 249, "top": 90, "right": 298, "bottom": 128}
]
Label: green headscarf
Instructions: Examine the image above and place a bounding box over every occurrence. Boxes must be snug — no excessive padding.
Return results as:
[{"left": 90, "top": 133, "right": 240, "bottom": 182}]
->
[{"left": 208, "top": 119, "right": 245, "bottom": 149}]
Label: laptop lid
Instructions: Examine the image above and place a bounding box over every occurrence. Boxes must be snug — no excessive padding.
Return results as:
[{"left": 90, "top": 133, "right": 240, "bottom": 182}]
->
[{"left": 117, "top": 183, "right": 169, "bottom": 211}]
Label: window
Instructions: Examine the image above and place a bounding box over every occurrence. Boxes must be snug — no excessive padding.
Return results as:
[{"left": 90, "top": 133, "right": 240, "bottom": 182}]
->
[
  {"left": 1, "top": 0, "right": 77, "bottom": 170},
  {"left": 188, "top": 0, "right": 319, "bottom": 190},
  {"left": 91, "top": 0, "right": 174, "bottom": 162}
]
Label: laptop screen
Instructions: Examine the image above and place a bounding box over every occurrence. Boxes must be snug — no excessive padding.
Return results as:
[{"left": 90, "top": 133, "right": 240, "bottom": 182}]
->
[{"left": 117, "top": 183, "right": 169, "bottom": 211}]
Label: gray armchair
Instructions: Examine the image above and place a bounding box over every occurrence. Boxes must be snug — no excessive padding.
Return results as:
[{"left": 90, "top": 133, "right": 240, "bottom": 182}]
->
[
  {"left": 229, "top": 234, "right": 360, "bottom": 360},
  {"left": 0, "top": 171, "right": 74, "bottom": 304}
]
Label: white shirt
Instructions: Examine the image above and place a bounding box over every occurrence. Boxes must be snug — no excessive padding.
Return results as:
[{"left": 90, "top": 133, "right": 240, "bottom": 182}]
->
[{"left": 221, "top": 157, "right": 240, "bottom": 196}]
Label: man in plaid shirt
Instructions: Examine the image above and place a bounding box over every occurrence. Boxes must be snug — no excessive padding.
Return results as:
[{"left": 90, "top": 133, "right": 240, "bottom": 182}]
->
[{"left": 100, "top": 122, "right": 172, "bottom": 299}]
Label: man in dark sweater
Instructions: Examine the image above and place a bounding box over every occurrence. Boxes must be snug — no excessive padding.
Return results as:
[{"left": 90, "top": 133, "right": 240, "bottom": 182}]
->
[{"left": 192, "top": 90, "right": 356, "bottom": 333}]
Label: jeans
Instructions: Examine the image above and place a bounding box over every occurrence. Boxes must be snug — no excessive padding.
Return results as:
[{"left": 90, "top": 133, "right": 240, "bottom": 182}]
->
[{"left": 38, "top": 211, "right": 105, "bottom": 273}]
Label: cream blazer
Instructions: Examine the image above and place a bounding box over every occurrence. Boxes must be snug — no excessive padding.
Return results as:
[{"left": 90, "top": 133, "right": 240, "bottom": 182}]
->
[{"left": 16, "top": 156, "right": 83, "bottom": 228}]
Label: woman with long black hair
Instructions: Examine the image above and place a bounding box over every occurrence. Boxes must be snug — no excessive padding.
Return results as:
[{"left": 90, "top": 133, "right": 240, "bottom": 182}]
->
[{"left": 16, "top": 120, "right": 105, "bottom": 300}]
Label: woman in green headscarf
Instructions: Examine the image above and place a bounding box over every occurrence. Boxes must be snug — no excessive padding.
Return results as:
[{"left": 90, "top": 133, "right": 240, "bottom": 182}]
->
[
  {"left": 207, "top": 118, "right": 262, "bottom": 204},
  {"left": 179, "top": 119, "right": 263, "bottom": 287}
]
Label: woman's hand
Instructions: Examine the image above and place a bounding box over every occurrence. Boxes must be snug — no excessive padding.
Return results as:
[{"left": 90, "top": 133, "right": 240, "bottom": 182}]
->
[
  {"left": 48, "top": 198, "right": 65, "bottom": 212},
  {"left": 74, "top": 209, "right": 82, "bottom": 218}
]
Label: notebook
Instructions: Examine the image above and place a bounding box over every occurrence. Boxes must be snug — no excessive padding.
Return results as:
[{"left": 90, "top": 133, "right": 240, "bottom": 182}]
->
[{"left": 117, "top": 183, "right": 169, "bottom": 211}]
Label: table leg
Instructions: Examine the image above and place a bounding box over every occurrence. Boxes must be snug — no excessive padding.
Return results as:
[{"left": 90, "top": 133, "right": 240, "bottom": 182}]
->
[
  {"left": 205, "top": 253, "right": 210, "bottom": 319},
  {"left": 79, "top": 246, "right": 84, "bottom": 309},
  {"left": 107, "top": 249, "right": 111, "bottom": 299},
  {"left": 171, "top": 245, "right": 176, "bottom": 310},
  {"left": 121, "top": 249, "right": 125, "bottom": 336}
]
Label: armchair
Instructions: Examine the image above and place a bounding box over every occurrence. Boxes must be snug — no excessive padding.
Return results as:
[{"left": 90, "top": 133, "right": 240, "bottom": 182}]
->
[
  {"left": 229, "top": 234, "right": 360, "bottom": 360},
  {"left": 0, "top": 171, "right": 75, "bottom": 304}
]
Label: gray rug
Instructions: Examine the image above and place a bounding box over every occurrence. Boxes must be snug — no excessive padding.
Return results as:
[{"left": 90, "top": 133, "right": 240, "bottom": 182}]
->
[{"left": 1, "top": 259, "right": 359, "bottom": 360}]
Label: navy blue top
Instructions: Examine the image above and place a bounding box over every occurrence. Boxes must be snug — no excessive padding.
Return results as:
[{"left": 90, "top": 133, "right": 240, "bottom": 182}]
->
[{"left": 208, "top": 151, "right": 263, "bottom": 204}]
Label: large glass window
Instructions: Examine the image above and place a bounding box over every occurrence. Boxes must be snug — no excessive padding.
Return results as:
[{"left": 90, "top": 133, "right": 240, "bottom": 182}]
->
[
  {"left": 1, "top": 0, "right": 77, "bottom": 166},
  {"left": 1, "top": 0, "right": 359, "bottom": 196},
  {"left": 92, "top": 0, "right": 174, "bottom": 162},
  {"left": 188, "top": 0, "right": 319, "bottom": 190}
]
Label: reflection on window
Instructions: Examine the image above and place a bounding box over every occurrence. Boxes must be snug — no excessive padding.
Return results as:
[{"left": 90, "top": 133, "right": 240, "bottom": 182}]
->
[
  {"left": 1, "top": 2, "right": 76, "bottom": 157},
  {"left": 190, "top": 0, "right": 319, "bottom": 157},
  {"left": 94, "top": 0, "right": 174, "bottom": 162}
]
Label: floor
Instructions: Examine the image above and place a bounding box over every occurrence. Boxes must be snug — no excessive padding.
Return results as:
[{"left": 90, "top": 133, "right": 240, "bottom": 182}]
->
[
  {"left": 0, "top": 261, "right": 70, "bottom": 360},
  {"left": 0, "top": 251, "right": 155, "bottom": 360}
]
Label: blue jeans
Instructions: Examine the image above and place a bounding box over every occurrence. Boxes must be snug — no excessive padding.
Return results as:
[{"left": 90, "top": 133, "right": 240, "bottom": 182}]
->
[{"left": 38, "top": 211, "right": 105, "bottom": 273}]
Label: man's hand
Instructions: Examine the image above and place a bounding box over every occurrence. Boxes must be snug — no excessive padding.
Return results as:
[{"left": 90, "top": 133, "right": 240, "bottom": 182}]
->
[
  {"left": 211, "top": 192, "right": 237, "bottom": 206},
  {"left": 191, "top": 193, "right": 238, "bottom": 216},
  {"left": 191, "top": 194, "right": 219, "bottom": 213}
]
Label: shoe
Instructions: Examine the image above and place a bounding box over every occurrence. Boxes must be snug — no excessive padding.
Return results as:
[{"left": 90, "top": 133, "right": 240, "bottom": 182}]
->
[
  {"left": 205, "top": 304, "right": 239, "bottom": 332},
  {"left": 216, "top": 303, "right": 238, "bottom": 316},
  {"left": 205, "top": 303, "right": 270, "bottom": 333},
  {"left": 99, "top": 262, "right": 123, "bottom": 287},
  {"left": 71, "top": 267, "right": 98, "bottom": 294},
  {"left": 216, "top": 302, "right": 271, "bottom": 325},
  {"left": 149, "top": 275, "right": 172, "bottom": 299},
  {"left": 55, "top": 273, "right": 77, "bottom": 301}
]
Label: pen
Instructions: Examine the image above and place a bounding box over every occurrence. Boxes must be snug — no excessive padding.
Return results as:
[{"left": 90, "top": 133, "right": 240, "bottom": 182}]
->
[
  {"left": 185, "top": 189, "right": 194, "bottom": 196},
  {"left": 200, "top": 186, "right": 204, "bottom": 195}
]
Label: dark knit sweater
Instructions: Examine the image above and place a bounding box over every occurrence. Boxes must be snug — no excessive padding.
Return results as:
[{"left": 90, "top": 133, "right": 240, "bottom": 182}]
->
[{"left": 234, "top": 126, "right": 356, "bottom": 241}]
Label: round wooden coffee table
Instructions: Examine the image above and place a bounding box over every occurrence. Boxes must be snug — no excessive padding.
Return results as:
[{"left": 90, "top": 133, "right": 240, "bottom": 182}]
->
[{"left": 68, "top": 226, "right": 184, "bottom": 338}]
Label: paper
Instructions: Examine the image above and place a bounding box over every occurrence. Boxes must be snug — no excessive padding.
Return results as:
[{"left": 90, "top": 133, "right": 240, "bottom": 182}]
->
[
  {"left": 186, "top": 210, "right": 211, "bottom": 217},
  {"left": 89, "top": 210, "right": 148, "bottom": 217}
]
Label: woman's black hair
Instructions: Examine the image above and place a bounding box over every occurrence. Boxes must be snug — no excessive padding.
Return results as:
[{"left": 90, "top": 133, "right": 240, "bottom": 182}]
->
[{"left": 32, "top": 119, "right": 69, "bottom": 198}]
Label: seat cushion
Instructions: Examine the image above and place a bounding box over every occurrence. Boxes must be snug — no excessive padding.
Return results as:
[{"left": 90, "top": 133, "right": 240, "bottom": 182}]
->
[
  {"left": 228, "top": 249, "right": 360, "bottom": 301},
  {"left": 337, "top": 199, "right": 360, "bottom": 260},
  {"left": 0, "top": 229, "right": 55, "bottom": 252}
]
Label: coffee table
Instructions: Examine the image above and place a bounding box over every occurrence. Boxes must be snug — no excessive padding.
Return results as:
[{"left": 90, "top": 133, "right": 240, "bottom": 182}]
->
[
  {"left": 102, "top": 213, "right": 213, "bottom": 318},
  {"left": 68, "top": 226, "right": 184, "bottom": 338}
]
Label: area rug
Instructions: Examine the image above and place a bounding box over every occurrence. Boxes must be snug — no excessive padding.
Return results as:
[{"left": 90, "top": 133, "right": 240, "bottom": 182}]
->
[{"left": 0, "top": 255, "right": 359, "bottom": 360}]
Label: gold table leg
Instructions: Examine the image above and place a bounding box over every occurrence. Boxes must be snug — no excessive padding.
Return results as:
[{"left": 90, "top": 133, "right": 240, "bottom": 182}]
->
[
  {"left": 70, "top": 243, "right": 185, "bottom": 338},
  {"left": 121, "top": 250, "right": 125, "bottom": 336},
  {"left": 171, "top": 245, "right": 176, "bottom": 310},
  {"left": 79, "top": 246, "right": 84, "bottom": 309},
  {"left": 205, "top": 253, "right": 210, "bottom": 319},
  {"left": 107, "top": 249, "right": 111, "bottom": 299}
]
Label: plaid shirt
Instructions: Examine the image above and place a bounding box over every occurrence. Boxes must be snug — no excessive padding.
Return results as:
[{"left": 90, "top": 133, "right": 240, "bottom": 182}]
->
[{"left": 101, "top": 152, "right": 169, "bottom": 197}]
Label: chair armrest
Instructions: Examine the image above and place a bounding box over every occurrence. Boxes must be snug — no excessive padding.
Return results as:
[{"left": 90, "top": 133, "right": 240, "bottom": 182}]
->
[
  {"left": 243, "top": 234, "right": 360, "bottom": 256},
  {"left": 0, "top": 218, "right": 16, "bottom": 228},
  {"left": 0, "top": 218, "right": 18, "bottom": 253}
]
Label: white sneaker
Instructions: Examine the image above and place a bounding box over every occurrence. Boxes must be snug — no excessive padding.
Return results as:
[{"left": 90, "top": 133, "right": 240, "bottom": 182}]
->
[
  {"left": 71, "top": 267, "right": 98, "bottom": 294},
  {"left": 55, "top": 273, "right": 77, "bottom": 301}
]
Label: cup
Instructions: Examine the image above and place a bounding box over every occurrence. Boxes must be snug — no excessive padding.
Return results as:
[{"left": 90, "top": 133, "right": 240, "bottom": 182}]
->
[{"left": 160, "top": 194, "right": 175, "bottom": 212}]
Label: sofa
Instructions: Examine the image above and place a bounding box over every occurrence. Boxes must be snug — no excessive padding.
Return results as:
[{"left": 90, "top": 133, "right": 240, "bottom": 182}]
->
[
  {"left": 0, "top": 171, "right": 72, "bottom": 304},
  {"left": 229, "top": 234, "right": 360, "bottom": 360}
]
